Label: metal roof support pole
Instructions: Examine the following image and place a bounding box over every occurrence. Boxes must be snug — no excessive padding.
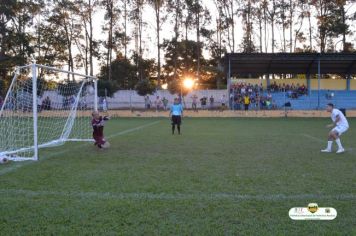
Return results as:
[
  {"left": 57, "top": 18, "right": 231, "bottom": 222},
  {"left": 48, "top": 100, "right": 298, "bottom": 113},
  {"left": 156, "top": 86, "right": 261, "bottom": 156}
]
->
[
  {"left": 306, "top": 73, "right": 311, "bottom": 110},
  {"left": 227, "top": 56, "right": 231, "bottom": 109},
  {"left": 346, "top": 74, "right": 351, "bottom": 91},
  {"left": 306, "top": 74, "right": 311, "bottom": 96},
  {"left": 317, "top": 57, "right": 321, "bottom": 110}
]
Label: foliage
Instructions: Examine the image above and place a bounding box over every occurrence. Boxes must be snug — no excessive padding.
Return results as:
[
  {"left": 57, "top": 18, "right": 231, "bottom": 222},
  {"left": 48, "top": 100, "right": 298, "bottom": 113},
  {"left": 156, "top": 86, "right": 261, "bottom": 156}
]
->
[
  {"left": 97, "top": 79, "right": 120, "bottom": 97},
  {"left": 135, "top": 79, "right": 156, "bottom": 96},
  {"left": 99, "top": 55, "right": 137, "bottom": 89}
]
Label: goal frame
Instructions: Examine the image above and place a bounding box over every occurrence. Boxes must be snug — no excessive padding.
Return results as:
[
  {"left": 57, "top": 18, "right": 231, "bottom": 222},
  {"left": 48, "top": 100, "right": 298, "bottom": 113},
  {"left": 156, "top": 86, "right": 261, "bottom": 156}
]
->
[{"left": 0, "top": 62, "right": 98, "bottom": 161}]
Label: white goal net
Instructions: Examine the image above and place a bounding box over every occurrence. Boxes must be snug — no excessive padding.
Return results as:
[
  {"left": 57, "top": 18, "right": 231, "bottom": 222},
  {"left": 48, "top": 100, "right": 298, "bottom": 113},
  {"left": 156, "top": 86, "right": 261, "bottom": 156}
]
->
[{"left": 0, "top": 64, "right": 98, "bottom": 161}]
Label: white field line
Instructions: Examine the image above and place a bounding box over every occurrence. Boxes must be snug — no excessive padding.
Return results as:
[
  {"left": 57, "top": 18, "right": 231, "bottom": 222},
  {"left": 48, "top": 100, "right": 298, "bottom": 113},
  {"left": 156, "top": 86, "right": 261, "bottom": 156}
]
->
[
  {"left": 0, "top": 189, "right": 355, "bottom": 201},
  {"left": 301, "top": 133, "right": 325, "bottom": 143},
  {"left": 0, "top": 121, "right": 161, "bottom": 176},
  {"left": 302, "top": 133, "right": 356, "bottom": 155}
]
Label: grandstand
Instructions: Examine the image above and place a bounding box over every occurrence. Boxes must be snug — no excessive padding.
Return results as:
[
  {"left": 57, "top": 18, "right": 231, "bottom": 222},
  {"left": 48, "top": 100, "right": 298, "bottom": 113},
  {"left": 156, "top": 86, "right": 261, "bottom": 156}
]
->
[
  {"left": 263, "top": 90, "right": 356, "bottom": 110},
  {"left": 225, "top": 53, "right": 356, "bottom": 111}
]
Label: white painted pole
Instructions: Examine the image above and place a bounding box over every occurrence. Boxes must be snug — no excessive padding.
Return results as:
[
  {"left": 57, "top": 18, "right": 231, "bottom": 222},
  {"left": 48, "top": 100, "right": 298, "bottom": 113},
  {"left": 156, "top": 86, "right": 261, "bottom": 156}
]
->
[{"left": 32, "top": 62, "right": 39, "bottom": 161}]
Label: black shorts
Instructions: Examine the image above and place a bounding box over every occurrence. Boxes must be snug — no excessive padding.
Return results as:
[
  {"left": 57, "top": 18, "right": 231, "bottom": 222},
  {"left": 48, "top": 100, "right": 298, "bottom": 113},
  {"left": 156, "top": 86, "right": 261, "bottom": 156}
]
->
[{"left": 171, "top": 115, "right": 182, "bottom": 125}]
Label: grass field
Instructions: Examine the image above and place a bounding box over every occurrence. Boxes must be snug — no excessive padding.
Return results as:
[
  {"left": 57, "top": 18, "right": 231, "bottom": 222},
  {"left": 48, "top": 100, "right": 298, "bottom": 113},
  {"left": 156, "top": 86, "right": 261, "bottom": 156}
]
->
[{"left": 0, "top": 118, "right": 355, "bottom": 235}]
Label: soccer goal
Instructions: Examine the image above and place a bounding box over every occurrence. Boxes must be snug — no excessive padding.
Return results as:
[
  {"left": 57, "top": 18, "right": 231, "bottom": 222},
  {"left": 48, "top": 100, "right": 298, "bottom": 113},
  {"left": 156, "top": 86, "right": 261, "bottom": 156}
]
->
[{"left": 0, "top": 63, "right": 98, "bottom": 161}]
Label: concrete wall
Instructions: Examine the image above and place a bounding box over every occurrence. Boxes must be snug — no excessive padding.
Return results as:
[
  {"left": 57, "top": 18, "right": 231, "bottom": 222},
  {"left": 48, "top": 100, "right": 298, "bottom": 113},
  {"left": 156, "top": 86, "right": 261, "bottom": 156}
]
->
[{"left": 107, "top": 90, "right": 228, "bottom": 109}]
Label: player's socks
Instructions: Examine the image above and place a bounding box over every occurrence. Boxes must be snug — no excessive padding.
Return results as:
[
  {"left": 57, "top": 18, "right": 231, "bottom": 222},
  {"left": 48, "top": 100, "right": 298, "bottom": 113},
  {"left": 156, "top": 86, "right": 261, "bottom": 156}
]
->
[
  {"left": 327, "top": 140, "right": 333, "bottom": 150},
  {"left": 172, "top": 125, "right": 175, "bottom": 134},
  {"left": 335, "top": 138, "right": 343, "bottom": 150},
  {"left": 177, "top": 125, "right": 180, "bottom": 135}
]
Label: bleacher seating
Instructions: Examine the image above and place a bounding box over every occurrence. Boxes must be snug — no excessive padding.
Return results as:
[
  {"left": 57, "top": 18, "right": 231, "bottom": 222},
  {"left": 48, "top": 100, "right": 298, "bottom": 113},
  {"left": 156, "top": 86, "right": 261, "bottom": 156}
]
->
[{"left": 269, "top": 90, "right": 356, "bottom": 110}]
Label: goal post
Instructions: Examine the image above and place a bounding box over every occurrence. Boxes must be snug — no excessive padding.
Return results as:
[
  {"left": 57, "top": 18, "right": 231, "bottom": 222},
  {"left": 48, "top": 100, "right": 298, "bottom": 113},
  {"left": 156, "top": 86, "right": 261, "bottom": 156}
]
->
[{"left": 0, "top": 63, "right": 98, "bottom": 161}]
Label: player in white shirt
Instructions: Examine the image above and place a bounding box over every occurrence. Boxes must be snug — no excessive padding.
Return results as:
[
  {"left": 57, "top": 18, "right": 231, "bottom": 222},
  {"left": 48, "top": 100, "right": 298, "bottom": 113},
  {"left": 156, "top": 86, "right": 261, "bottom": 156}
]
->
[{"left": 321, "top": 103, "right": 349, "bottom": 154}]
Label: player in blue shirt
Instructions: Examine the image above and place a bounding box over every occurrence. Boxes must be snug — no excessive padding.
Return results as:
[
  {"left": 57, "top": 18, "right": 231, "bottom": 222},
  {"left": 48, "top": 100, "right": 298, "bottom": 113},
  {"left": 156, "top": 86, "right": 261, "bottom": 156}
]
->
[{"left": 170, "top": 98, "right": 183, "bottom": 135}]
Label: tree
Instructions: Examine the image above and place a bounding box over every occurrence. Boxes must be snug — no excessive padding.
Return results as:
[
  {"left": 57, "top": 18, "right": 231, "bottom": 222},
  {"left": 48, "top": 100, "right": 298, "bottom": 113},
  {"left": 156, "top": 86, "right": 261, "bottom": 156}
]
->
[
  {"left": 130, "top": 0, "right": 145, "bottom": 80},
  {"left": 213, "top": 0, "right": 236, "bottom": 53},
  {"left": 49, "top": 0, "right": 83, "bottom": 78},
  {"left": 238, "top": 0, "right": 257, "bottom": 53},
  {"left": 98, "top": 54, "right": 137, "bottom": 89},
  {"left": 267, "top": 0, "right": 277, "bottom": 53},
  {"left": 310, "top": 0, "right": 339, "bottom": 52},
  {"left": 185, "top": 0, "right": 211, "bottom": 81},
  {"left": 148, "top": 0, "right": 167, "bottom": 86},
  {"left": 163, "top": 39, "right": 216, "bottom": 89},
  {"left": 101, "top": 0, "right": 121, "bottom": 81},
  {"left": 0, "top": 0, "right": 37, "bottom": 66},
  {"left": 76, "top": 0, "right": 99, "bottom": 76},
  {"left": 276, "top": 0, "right": 289, "bottom": 52},
  {"left": 135, "top": 79, "right": 156, "bottom": 96},
  {"left": 167, "top": 0, "right": 183, "bottom": 82}
]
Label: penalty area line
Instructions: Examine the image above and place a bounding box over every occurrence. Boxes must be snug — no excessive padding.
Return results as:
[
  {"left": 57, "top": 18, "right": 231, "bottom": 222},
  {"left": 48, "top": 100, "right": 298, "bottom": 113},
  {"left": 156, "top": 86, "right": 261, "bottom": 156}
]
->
[
  {"left": 302, "top": 133, "right": 356, "bottom": 155},
  {"left": 0, "top": 189, "right": 355, "bottom": 201},
  {"left": 301, "top": 133, "right": 324, "bottom": 143},
  {"left": 0, "top": 121, "right": 161, "bottom": 176}
]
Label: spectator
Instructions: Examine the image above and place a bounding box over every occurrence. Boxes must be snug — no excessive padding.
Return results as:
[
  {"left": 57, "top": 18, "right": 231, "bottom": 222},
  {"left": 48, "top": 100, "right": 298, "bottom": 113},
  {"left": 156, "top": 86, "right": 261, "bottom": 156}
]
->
[
  {"left": 154, "top": 96, "right": 162, "bottom": 111},
  {"left": 209, "top": 95, "right": 214, "bottom": 109},
  {"left": 229, "top": 93, "right": 234, "bottom": 110},
  {"left": 200, "top": 96, "right": 207, "bottom": 110},
  {"left": 243, "top": 94, "right": 250, "bottom": 111},
  {"left": 102, "top": 98, "right": 108, "bottom": 112},
  {"left": 162, "top": 97, "right": 168, "bottom": 110},
  {"left": 234, "top": 96, "right": 241, "bottom": 110},
  {"left": 220, "top": 95, "right": 227, "bottom": 110},
  {"left": 37, "top": 96, "right": 42, "bottom": 112},
  {"left": 191, "top": 94, "right": 198, "bottom": 111},
  {"left": 43, "top": 96, "right": 51, "bottom": 110},
  {"left": 144, "top": 96, "right": 151, "bottom": 109}
]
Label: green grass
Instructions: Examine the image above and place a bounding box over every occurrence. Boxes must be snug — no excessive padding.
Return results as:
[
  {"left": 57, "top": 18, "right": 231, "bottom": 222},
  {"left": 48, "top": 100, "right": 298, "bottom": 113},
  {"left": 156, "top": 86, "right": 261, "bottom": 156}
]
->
[{"left": 0, "top": 118, "right": 355, "bottom": 235}]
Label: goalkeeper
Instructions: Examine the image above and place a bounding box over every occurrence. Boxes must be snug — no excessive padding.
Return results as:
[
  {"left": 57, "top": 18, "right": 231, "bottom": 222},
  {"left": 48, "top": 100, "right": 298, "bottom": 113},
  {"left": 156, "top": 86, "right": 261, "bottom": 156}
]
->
[{"left": 91, "top": 111, "right": 110, "bottom": 149}]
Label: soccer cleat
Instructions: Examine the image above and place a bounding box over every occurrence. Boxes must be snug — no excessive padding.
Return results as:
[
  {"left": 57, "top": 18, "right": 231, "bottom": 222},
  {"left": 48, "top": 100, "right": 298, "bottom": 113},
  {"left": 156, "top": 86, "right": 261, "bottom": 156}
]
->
[
  {"left": 321, "top": 149, "right": 332, "bottom": 153},
  {"left": 336, "top": 148, "right": 345, "bottom": 154}
]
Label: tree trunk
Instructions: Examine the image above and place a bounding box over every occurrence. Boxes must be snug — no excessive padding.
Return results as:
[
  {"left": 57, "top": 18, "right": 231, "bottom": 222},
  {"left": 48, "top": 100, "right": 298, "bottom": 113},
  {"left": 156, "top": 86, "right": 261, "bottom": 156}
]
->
[
  {"left": 196, "top": 2, "right": 200, "bottom": 81},
  {"left": 89, "top": 0, "right": 94, "bottom": 76},
  {"left": 124, "top": 0, "right": 128, "bottom": 59},
  {"left": 108, "top": 0, "right": 113, "bottom": 80},
  {"left": 231, "top": 0, "right": 235, "bottom": 52},
  {"left": 308, "top": 8, "right": 312, "bottom": 50},
  {"left": 173, "top": 0, "right": 180, "bottom": 81},
  {"left": 155, "top": 0, "right": 161, "bottom": 85},
  {"left": 289, "top": 0, "right": 293, "bottom": 52},
  {"left": 264, "top": 2, "right": 268, "bottom": 52},
  {"left": 258, "top": 8, "right": 263, "bottom": 53},
  {"left": 341, "top": 3, "right": 346, "bottom": 51}
]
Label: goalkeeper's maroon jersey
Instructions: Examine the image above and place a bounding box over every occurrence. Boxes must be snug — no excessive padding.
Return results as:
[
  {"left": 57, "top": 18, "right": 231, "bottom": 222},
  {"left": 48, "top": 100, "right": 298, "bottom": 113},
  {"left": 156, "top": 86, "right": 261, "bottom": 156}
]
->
[{"left": 92, "top": 116, "right": 109, "bottom": 145}]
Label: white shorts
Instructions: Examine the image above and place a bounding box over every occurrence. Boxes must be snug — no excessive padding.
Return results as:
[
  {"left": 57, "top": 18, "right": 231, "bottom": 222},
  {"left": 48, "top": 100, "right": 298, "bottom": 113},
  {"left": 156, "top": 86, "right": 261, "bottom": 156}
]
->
[{"left": 332, "top": 125, "right": 349, "bottom": 136}]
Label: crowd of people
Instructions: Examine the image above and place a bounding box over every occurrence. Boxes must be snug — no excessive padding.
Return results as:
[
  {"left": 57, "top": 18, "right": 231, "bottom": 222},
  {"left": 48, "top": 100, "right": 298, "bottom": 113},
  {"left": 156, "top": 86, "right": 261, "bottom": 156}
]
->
[
  {"left": 228, "top": 82, "right": 309, "bottom": 110},
  {"left": 144, "top": 95, "right": 221, "bottom": 111},
  {"left": 268, "top": 81, "right": 308, "bottom": 98},
  {"left": 230, "top": 83, "right": 276, "bottom": 110}
]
